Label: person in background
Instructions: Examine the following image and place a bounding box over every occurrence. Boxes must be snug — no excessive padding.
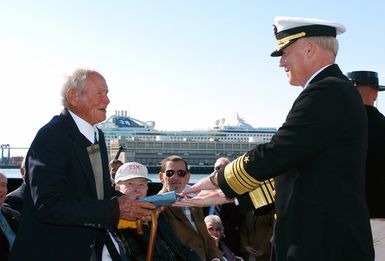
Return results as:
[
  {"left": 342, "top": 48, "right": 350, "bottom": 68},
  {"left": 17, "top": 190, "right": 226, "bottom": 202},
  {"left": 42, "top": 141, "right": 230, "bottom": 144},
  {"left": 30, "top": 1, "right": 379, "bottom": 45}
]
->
[
  {"left": 4, "top": 157, "right": 26, "bottom": 213},
  {"left": 115, "top": 161, "right": 200, "bottom": 261},
  {"left": 109, "top": 159, "right": 124, "bottom": 186},
  {"left": 211, "top": 157, "right": 242, "bottom": 256},
  {"left": 205, "top": 158, "right": 231, "bottom": 216},
  {"left": 0, "top": 172, "right": 20, "bottom": 261},
  {"left": 239, "top": 209, "right": 274, "bottom": 261},
  {"left": 204, "top": 214, "right": 243, "bottom": 261},
  {"left": 178, "top": 16, "right": 374, "bottom": 261},
  {"left": 10, "top": 68, "right": 156, "bottom": 261},
  {"left": 347, "top": 70, "right": 385, "bottom": 260},
  {"left": 158, "top": 155, "right": 223, "bottom": 260},
  {"left": 213, "top": 158, "right": 230, "bottom": 174}
]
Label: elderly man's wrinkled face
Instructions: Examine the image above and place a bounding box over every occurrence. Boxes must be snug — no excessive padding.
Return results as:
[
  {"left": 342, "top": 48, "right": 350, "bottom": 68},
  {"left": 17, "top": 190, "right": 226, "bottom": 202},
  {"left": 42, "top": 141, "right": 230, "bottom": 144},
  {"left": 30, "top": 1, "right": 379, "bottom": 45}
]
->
[
  {"left": 0, "top": 173, "right": 7, "bottom": 206},
  {"left": 214, "top": 158, "right": 229, "bottom": 172},
  {"left": 159, "top": 160, "right": 190, "bottom": 193},
  {"left": 68, "top": 72, "right": 110, "bottom": 125},
  {"left": 205, "top": 221, "right": 223, "bottom": 240},
  {"left": 116, "top": 178, "right": 148, "bottom": 199}
]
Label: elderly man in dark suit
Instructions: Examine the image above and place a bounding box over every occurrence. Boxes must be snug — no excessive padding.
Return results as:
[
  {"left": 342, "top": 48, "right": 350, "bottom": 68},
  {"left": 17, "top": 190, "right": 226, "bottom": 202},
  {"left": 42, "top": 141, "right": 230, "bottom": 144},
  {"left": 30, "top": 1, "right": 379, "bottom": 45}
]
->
[
  {"left": 179, "top": 17, "right": 374, "bottom": 261},
  {"left": 0, "top": 172, "right": 20, "bottom": 261},
  {"left": 10, "top": 69, "right": 156, "bottom": 261},
  {"left": 347, "top": 70, "right": 385, "bottom": 260}
]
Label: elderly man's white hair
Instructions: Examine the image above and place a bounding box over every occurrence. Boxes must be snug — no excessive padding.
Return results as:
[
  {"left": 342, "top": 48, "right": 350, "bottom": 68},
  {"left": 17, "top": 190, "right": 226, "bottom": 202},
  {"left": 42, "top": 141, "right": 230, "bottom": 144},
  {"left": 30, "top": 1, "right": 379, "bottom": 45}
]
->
[{"left": 60, "top": 68, "right": 103, "bottom": 107}]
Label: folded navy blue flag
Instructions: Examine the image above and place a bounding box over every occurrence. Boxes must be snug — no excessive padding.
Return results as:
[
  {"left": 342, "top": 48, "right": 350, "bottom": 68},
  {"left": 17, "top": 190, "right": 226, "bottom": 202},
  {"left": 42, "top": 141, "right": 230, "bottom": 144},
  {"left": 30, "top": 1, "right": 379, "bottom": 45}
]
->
[{"left": 138, "top": 191, "right": 179, "bottom": 206}]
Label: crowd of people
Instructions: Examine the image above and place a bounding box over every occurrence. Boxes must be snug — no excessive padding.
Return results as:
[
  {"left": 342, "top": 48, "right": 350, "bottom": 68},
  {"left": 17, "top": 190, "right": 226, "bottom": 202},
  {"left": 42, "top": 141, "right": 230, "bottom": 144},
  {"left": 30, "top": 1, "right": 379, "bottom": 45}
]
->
[{"left": 1, "top": 15, "right": 384, "bottom": 261}]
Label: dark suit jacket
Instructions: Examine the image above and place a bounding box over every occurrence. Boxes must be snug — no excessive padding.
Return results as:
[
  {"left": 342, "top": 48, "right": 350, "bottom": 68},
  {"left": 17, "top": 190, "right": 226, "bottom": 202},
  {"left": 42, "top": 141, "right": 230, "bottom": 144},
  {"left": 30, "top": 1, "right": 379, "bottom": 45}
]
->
[
  {"left": 219, "top": 203, "right": 242, "bottom": 256},
  {"left": 219, "top": 65, "right": 374, "bottom": 261},
  {"left": 159, "top": 188, "right": 222, "bottom": 260},
  {"left": 4, "top": 181, "right": 26, "bottom": 213},
  {"left": 119, "top": 213, "right": 200, "bottom": 261},
  {"left": 239, "top": 209, "right": 274, "bottom": 261},
  {"left": 10, "top": 109, "right": 120, "bottom": 261},
  {"left": 364, "top": 105, "right": 385, "bottom": 218},
  {"left": 0, "top": 206, "right": 20, "bottom": 261}
]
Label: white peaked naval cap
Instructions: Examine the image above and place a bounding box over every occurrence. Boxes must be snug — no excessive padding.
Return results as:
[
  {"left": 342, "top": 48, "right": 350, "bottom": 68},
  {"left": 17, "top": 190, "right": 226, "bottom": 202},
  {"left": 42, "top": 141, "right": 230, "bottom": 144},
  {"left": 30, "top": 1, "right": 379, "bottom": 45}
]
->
[{"left": 271, "top": 16, "right": 346, "bottom": 57}]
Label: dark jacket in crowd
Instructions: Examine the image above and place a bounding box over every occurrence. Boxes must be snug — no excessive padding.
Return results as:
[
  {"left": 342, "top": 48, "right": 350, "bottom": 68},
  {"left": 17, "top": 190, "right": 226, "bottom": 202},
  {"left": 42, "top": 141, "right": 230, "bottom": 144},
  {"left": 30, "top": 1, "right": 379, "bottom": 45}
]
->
[
  {"left": 364, "top": 105, "right": 385, "bottom": 218},
  {"left": 0, "top": 206, "right": 20, "bottom": 261}
]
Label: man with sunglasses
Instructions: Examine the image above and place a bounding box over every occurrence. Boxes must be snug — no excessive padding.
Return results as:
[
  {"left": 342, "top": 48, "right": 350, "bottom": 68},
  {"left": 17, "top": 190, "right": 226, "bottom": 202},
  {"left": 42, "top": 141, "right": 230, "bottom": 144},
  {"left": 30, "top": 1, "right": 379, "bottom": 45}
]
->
[{"left": 158, "top": 155, "right": 223, "bottom": 260}]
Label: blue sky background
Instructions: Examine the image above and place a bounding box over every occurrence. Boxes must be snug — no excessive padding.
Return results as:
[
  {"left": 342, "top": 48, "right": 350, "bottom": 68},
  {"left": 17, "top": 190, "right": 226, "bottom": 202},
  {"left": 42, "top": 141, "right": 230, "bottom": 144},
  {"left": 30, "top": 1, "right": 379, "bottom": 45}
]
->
[{"left": 1, "top": 0, "right": 385, "bottom": 156}]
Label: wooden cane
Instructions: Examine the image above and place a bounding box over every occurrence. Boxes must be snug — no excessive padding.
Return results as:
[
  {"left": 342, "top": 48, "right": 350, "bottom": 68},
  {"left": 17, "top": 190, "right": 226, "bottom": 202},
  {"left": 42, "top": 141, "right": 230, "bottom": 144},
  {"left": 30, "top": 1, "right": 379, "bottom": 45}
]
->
[
  {"left": 146, "top": 211, "right": 158, "bottom": 261},
  {"left": 136, "top": 219, "right": 144, "bottom": 235},
  {"left": 117, "top": 210, "right": 159, "bottom": 260}
]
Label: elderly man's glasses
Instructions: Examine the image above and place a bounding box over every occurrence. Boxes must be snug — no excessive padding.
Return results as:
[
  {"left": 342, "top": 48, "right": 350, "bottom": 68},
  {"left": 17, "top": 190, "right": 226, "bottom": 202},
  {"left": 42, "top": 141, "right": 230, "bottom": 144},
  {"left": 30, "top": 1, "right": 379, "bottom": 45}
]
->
[
  {"left": 165, "top": 169, "right": 187, "bottom": 177},
  {"left": 208, "top": 227, "right": 222, "bottom": 232}
]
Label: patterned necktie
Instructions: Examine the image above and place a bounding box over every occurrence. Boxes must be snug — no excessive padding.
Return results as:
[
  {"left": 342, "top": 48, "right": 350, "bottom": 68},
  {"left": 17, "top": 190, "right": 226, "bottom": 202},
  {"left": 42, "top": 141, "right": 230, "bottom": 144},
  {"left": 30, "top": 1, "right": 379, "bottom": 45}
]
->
[{"left": 0, "top": 210, "right": 16, "bottom": 250}]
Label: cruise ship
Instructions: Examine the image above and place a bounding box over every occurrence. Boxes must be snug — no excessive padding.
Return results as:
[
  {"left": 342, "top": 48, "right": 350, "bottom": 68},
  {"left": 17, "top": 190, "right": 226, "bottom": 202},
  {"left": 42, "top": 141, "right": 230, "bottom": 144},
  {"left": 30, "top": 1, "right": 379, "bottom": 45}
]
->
[{"left": 98, "top": 110, "right": 277, "bottom": 173}]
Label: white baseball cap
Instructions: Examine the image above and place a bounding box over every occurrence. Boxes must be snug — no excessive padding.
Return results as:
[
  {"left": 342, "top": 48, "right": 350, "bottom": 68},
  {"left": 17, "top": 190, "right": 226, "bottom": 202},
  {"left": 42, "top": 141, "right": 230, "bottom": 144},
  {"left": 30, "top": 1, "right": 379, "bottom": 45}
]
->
[{"left": 115, "top": 162, "right": 152, "bottom": 183}]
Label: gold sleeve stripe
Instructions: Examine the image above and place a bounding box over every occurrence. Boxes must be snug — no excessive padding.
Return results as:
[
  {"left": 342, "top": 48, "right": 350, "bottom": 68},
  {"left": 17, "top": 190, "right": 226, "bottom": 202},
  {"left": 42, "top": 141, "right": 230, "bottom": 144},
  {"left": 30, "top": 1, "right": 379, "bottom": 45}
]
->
[
  {"left": 224, "top": 154, "right": 263, "bottom": 194},
  {"left": 248, "top": 178, "right": 275, "bottom": 209},
  {"left": 225, "top": 157, "right": 249, "bottom": 194},
  {"left": 234, "top": 156, "right": 261, "bottom": 187},
  {"left": 233, "top": 157, "right": 257, "bottom": 188}
]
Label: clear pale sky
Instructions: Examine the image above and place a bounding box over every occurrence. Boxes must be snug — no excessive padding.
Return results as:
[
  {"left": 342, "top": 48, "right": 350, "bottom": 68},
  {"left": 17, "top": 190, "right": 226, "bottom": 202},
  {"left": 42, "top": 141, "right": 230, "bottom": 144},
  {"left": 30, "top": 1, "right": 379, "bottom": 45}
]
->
[{"left": 1, "top": 0, "right": 385, "bottom": 157}]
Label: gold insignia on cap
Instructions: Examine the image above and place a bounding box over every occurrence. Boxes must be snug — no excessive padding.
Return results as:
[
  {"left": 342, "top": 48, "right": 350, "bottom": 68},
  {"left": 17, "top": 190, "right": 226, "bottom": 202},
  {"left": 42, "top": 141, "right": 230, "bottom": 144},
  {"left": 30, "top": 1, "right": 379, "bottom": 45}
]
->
[{"left": 276, "top": 32, "right": 306, "bottom": 50}]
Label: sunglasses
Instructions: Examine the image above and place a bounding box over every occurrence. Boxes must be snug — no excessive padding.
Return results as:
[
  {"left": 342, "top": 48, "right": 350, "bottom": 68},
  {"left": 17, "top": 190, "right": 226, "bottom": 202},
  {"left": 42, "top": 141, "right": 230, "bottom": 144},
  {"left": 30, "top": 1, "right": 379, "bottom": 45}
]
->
[{"left": 165, "top": 169, "right": 187, "bottom": 177}]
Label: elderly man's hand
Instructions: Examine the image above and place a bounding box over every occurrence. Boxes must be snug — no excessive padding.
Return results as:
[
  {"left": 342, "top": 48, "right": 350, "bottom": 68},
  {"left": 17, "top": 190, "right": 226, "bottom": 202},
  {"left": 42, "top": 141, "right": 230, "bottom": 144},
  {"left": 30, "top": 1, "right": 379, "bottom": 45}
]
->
[{"left": 117, "top": 195, "right": 156, "bottom": 221}]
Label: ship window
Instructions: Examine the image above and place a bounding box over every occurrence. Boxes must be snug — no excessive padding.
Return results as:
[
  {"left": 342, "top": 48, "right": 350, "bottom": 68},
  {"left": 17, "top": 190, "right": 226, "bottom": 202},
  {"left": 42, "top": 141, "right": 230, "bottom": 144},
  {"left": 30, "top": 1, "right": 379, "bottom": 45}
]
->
[
  {"left": 127, "top": 143, "right": 136, "bottom": 148},
  {"left": 241, "top": 144, "right": 249, "bottom": 150},
  {"left": 216, "top": 144, "right": 224, "bottom": 149}
]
